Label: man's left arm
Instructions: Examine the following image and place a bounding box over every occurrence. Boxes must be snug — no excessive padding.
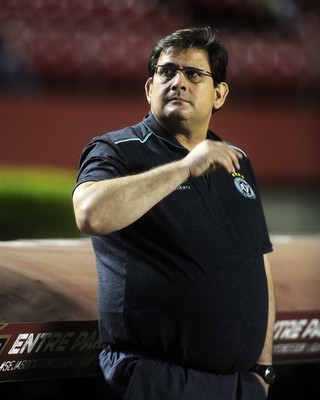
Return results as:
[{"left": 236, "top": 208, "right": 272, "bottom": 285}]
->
[
  {"left": 259, "top": 254, "right": 276, "bottom": 364},
  {"left": 252, "top": 254, "right": 277, "bottom": 395}
]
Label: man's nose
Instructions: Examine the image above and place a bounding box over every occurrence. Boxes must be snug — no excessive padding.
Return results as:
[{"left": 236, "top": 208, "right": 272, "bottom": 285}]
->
[{"left": 170, "top": 70, "right": 187, "bottom": 89}]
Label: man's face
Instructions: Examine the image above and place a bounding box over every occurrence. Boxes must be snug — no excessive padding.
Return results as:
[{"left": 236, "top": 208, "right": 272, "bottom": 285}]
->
[{"left": 145, "top": 48, "right": 228, "bottom": 129}]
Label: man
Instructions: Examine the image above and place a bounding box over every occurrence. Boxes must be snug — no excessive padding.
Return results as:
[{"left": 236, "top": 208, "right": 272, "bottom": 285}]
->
[{"left": 72, "top": 26, "right": 276, "bottom": 399}]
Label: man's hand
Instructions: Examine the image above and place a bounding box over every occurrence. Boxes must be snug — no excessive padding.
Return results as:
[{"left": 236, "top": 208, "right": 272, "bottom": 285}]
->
[
  {"left": 182, "top": 140, "right": 243, "bottom": 177},
  {"left": 250, "top": 372, "right": 269, "bottom": 397}
]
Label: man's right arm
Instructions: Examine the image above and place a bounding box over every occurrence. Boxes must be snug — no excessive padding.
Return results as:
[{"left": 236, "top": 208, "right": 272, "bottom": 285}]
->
[
  {"left": 73, "top": 159, "right": 189, "bottom": 235},
  {"left": 72, "top": 139, "right": 242, "bottom": 235}
]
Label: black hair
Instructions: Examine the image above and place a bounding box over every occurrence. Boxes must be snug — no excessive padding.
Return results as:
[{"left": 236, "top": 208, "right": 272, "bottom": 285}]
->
[{"left": 147, "top": 26, "right": 228, "bottom": 86}]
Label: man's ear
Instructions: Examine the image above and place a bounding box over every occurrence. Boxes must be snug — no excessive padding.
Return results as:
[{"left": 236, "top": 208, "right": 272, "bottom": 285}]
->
[
  {"left": 213, "top": 82, "right": 229, "bottom": 111},
  {"left": 145, "top": 77, "right": 153, "bottom": 104}
]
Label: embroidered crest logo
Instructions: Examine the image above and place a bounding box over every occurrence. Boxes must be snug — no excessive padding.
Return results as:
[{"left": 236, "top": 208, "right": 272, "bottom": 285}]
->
[{"left": 232, "top": 173, "right": 256, "bottom": 200}]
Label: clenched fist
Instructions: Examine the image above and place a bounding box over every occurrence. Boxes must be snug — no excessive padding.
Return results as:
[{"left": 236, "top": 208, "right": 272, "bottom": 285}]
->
[{"left": 182, "top": 139, "right": 243, "bottom": 177}]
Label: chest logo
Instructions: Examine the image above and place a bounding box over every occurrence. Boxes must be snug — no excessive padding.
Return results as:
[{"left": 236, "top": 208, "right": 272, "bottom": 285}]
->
[
  {"left": 232, "top": 173, "right": 256, "bottom": 200},
  {"left": 175, "top": 180, "right": 191, "bottom": 191}
]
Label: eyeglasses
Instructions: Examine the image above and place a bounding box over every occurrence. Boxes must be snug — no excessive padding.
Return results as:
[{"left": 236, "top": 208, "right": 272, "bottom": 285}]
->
[{"left": 153, "top": 64, "right": 213, "bottom": 84}]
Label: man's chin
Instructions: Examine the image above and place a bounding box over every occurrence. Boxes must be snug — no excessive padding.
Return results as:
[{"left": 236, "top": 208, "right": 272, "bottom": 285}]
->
[{"left": 164, "top": 107, "right": 190, "bottom": 121}]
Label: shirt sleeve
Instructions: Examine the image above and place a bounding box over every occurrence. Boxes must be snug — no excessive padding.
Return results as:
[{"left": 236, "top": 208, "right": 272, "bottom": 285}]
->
[{"left": 73, "top": 136, "right": 128, "bottom": 192}]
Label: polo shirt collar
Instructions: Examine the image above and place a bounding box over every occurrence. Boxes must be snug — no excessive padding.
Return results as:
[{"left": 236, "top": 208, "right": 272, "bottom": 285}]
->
[{"left": 143, "top": 112, "right": 222, "bottom": 148}]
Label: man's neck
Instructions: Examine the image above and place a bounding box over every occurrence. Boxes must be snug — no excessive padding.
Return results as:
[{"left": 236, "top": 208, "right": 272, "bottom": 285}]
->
[
  {"left": 156, "top": 116, "right": 209, "bottom": 150},
  {"left": 173, "top": 132, "right": 207, "bottom": 150}
]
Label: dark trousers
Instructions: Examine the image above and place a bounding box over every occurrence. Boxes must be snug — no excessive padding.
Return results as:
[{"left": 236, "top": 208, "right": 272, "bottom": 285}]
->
[{"left": 97, "top": 346, "right": 267, "bottom": 400}]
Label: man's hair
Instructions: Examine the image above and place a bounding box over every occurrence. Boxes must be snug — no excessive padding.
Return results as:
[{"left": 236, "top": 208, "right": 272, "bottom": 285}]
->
[{"left": 147, "top": 26, "right": 228, "bottom": 86}]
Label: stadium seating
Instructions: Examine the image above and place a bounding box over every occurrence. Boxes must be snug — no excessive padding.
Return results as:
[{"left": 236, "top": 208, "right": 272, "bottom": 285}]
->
[{"left": 0, "top": 0, "right": 318, "bottom": 90}]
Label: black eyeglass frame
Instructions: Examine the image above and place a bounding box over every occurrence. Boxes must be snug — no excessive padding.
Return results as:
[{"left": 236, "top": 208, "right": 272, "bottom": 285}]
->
[{"left": 153, "top": 64, "right": 213, "bottom": 81}]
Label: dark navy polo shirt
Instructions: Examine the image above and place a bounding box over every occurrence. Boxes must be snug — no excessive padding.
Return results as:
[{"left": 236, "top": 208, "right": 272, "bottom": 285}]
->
[{"left": 75, "top": 112, "right": 273, "bottom": 373}]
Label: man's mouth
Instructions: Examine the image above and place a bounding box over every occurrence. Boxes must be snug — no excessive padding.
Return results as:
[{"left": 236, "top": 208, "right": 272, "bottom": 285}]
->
[{"left": 169, "top": 97, "right": 189, "bottom": 104}]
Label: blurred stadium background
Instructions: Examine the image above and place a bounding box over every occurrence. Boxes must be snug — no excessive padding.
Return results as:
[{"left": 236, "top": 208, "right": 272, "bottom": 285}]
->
[
  {"left": 0, "top": 0, "right": 319, "bottom": 92},
  {"left": 0, "top": 0, "right": 319, "bottom": 399},
  {"left": 0, "top": 0, "right": 319, "bottom": 240}
]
